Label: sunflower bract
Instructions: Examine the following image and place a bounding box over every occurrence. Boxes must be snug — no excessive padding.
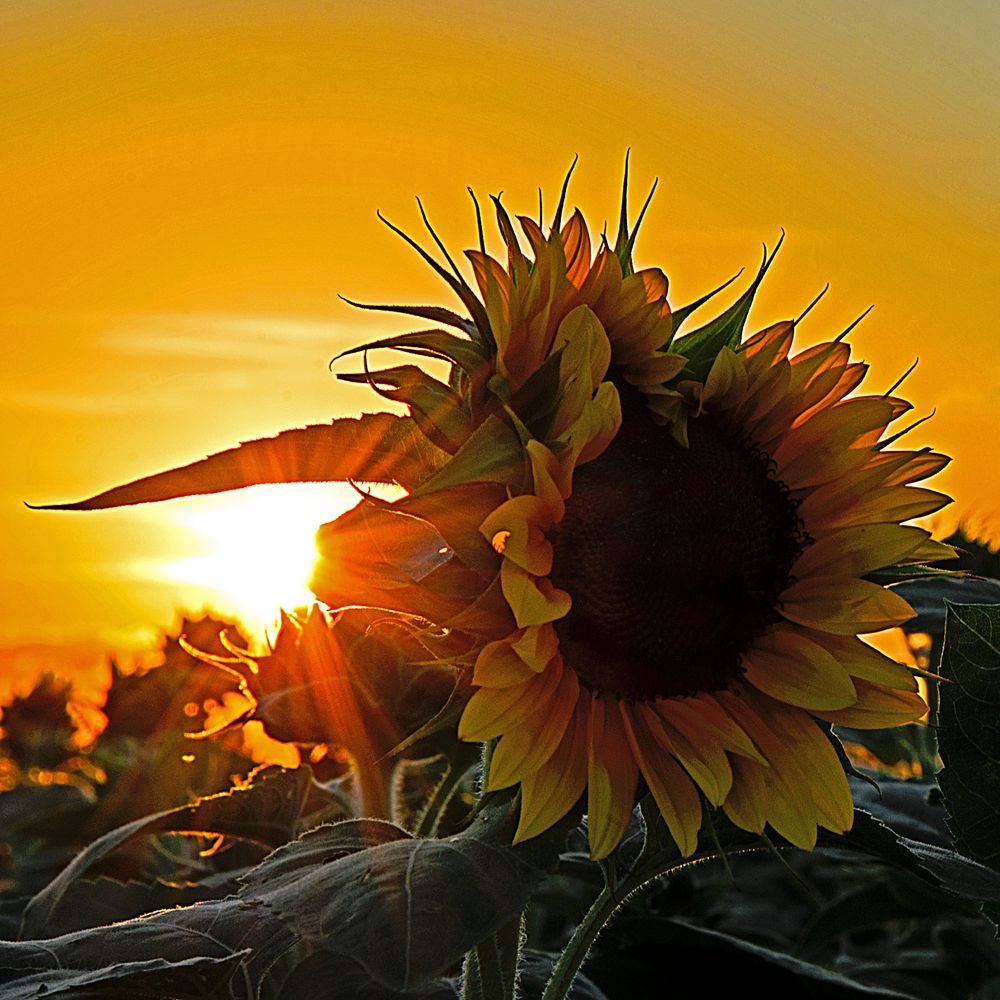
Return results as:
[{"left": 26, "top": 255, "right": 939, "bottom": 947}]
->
[{"left": 312, "top": 171, "right": 952, "bottom": 861}]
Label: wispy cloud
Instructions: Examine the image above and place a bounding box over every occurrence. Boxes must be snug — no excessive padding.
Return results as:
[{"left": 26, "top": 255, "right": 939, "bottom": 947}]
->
[{"left": 103, "top": 313, "right": 355, "bottom": 364}]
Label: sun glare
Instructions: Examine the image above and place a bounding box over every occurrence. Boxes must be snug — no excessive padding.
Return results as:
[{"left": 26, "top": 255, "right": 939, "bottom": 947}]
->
[{"left": 158, "top": 484, "right": 362, "bottom": 636}]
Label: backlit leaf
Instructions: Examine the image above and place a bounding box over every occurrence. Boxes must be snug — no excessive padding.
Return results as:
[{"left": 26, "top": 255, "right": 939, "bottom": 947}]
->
[
  {"left": 671, "top": 236, "right": 782, "bottom": 381},
  {"left": 20, "top": 766, "right": 311, "bottom": 938},
  {"left": 30, "top": 412, "right": 445, "bottom": 510}
]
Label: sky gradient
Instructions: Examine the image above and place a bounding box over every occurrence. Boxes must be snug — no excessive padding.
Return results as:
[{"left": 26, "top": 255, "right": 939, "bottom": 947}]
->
[{"left": 3, "top": 1, "right": 997, "bottom": 690}]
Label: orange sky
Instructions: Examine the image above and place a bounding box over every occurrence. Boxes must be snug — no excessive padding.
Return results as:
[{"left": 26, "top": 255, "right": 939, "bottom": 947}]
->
[{"left": 2, "top": 1, "right": 998, "bottom": 678}]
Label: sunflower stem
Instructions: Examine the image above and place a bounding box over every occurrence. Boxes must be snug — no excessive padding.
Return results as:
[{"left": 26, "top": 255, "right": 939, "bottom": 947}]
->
[
  {"left": 412, "top": 754, "right": 475, "bottom": 839},
  {"left": 543, "top": 840, "right": 758, "bottom": 1000},
  {"left": 540, "top": 882, "right": 621, "bottom": 1000},
  {"left": 461, "top": 951, "right": 484, "bottom": 1000},
  {"left": 494, "top": 914, "right": 524, "bottom": 1000},
  {"left": 471, "top": 930, "right": 506, "bottom": 1000}
]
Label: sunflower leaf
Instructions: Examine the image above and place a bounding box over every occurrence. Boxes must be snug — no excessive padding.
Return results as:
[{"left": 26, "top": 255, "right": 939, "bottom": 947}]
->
[
  {"left": 670, "top": 236, "right": 782, "bottom": 381},
  {"left": 865, "top": 564, "right": 968, "bottom": 585},
  {"left": 20, "top": 766, "right": 311, "bottom": 939},
  {"left": 669, "top": 269, "right": 744, "bottom": 335},
  {"left": 338, "top": 366, "right": 473, "bottom": 453},
  {"left": 408, "top": 415, "right": 527, "bottom": 498},
  {"left": 339, "top": 296, "right": 476, "bottom": 336},
  {"left": 937, "top": 601, "right": 1000, "bottom": 929},
  {"left": 508, "top": 345, "right": 567, "bottom": 439},
  {"left": 235, "top": 790, "right": 560, "bottom": 992},
  {"left": 826, "top": 807, "right": 1000, "bottom": 904},
  {"left": 892, "top": 578, "right": 1000, "bottom": 634},
  {"left": 597, "top": 917, "right": 923, "bottom": 998},
  {"left": 29, "top": 413, "right": 446, "bottom": 510},
  {"left": 0, "top": 951, "right": 250, "bottom": 1000},
  {"left": 335, "top": 328, "right": 490, "bottom": 380}
]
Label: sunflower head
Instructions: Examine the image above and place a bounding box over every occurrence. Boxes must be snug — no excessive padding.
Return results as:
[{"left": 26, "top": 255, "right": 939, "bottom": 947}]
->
[{"left": 313, "top": 162, "right": 952, "bottom": 860}]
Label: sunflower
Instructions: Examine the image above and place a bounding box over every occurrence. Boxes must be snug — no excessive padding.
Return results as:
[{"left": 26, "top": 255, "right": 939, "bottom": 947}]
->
[{"left": 311, "top": 167, "right": 953, "bottom": 860}]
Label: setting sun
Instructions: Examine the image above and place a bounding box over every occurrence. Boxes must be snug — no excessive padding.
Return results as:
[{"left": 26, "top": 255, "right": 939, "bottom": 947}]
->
[{"left": 158, "top": 483, "right": 360, "bottom": 636}]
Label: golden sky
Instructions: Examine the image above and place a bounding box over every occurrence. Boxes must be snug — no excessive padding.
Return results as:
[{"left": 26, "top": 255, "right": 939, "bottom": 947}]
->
[{"left": 2, "top": 1, "right": 998, "bottom": 677}]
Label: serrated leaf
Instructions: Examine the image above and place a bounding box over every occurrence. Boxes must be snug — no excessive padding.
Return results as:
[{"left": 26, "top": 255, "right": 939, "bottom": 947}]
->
[
  {"left": 891, "top": 578, "right": 1000, "bottom": 634},
  {"left": 335, "top": 329, "right": 490, "bottom": 380},
  {"left": 238, "top": 791, "right": 559, "bottom": 991},
  {"left": 240, "top": 818, "right": 413, "bottom": 889},
  {"left": 938, "top": 602, "right": 1000, "bottom": 926},
  {"left": 602, "top": 917, "right": 921, "bottom": 998},
  {"left": 826, "top": 806, "right": 1000, "bottom": 903},
  {"left": 670, "top": 237, "right": 782, "bottom": 381},
  {"left": 0, "top": 952, "right": 247, "bottom": 1000},
  {"left": 669, "top": 269, "right": 744, "bottom": 335},
  {"left": 408, "top": 415, "right": 526, "bottom": 498},
  {"left": 796, "top": 875, "right": 969, "bottom": 959},
  {"left": 273, "top": 951, "right": 460, "bottom": 1000},
  {"left": 30, "top": 413, "right": 445, "bottom": 510},
  {"left": 338, "top": 297, "right": 476, "bottom": 337},
  {"left": 33, "top": 873, "right": 241, "bottom": 937},
  {"left": 4, "top": 794, "right": 564, "bottom": 996},
  {"left": 0, "top": 783, "right": 94, "bottom": 837},
  {"left": 338, "top": 366, "right": 472, "bottom": 453},
  {"left": 848, "top": 777, "right": 951, "bottom": 847},
  {"left": 866, "top": 564, "right": 967, "bottom": 586},
  {"left": 21, "top": 766, "right": 311, "bottom": 938}
]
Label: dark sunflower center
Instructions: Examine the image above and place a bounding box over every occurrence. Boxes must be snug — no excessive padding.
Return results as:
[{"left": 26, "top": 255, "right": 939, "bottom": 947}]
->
[{"left": 550, "top": 393, "right": 807, "bottom": 701}]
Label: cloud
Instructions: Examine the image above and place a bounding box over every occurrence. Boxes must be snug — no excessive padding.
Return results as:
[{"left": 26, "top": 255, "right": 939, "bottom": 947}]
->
[{"left": 103, "top": 313, "right": 355, "bottom": 364}]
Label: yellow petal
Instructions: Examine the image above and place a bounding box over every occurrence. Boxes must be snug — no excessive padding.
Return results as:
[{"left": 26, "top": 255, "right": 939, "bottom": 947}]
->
[
  {"left": 527, "top": 439, "right": 573, "bottom": 507},
  {"left": 510, "top": 623, "right": 560, "bottom": 671},
  {"left": 741, "top": 320, "right": 794, "bottom": 366},
  {"left": 644, "top": 702, "right": 733, "bottom": 805},
  {"left": 622, "top": 704, "right": 702, "bottom": 857},
  {"left": 780, "top": 576, "right": 915, "bottom": 634},
  {"left": 701, "top": 346, "right": 745, "bottom": 409},
  {"left": 501, "top": 563, "right": 572, "bottom": 628},
  {"left": 773, "top": 398, "right": 896, "bottom": 488},
  {"left": 819, "top": 632, "right": 917, "bottom": 691},
  {"left": 742, "top": 627, "right": 858, "bottom": 710},
  {"left": 748, "top": 693, "right": 854, "bottom": 834},
  {"left": 812, "top": 679, "right": 927, "bottom": 729},
  {"left": 458, "top": 659, "right": 563, "bottom": 742},
  {"left": 488, "top": 666, "right": 579, "bottom": 789},
  {"left": 514, "top": 695, "right": 589, "bottom": 844},
  {"left": 473, "top": 638, "right": 537, "bottom": 688},
  {"left": 722, "top": 755, "right": 769, "bottom": 835},
  {"left": 586, "top": 696, "right": 639, "bottom": 860},
  {"left": 792, "top": 524, "right": 934, "bottom": 579},
  {"left": 717, "top": 692, "right": 828, "bottom": 849},
  {"left": 669, "top": 694, "right": 769, "bottom": 765},
  {"left": 480, "top": 495, "right": 554, "bottom": 575},
  {"left": 572, "top": 382, "right": 623, "bottom": 465},
  {"left": 625, "top": 351, "right": 688, "bottom": 388}
]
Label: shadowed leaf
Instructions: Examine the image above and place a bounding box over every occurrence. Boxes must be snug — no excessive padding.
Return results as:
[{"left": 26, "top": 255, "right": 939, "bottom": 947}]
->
[
  {"left": 20, "top": 766, "right": 311, "bottom": 938},
  {"left": 826, "top": 807, "right": 1000, "bottom": 903},
  {"left": 597, "top": 917, "right": 921, "bottom": 999},
  {"left": 937, "top": 601, "right": 1000, "bottom": 927},
  {"left": 0, "top": 951, "right": 248, "bottom": 1000},
  {"left": 5, "top": 792, "right": 563, "bottom": 996}
]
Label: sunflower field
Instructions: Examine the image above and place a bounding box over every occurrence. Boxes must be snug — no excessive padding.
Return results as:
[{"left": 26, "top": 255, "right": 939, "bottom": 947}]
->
[{"left": 4, "top": 163, "right": 1000, "bottom": 999}]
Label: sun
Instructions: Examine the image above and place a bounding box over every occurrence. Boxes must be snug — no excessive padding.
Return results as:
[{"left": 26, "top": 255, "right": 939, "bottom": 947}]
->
[{"left": 158, "top": 483, "right": 362, "bottom": 636}]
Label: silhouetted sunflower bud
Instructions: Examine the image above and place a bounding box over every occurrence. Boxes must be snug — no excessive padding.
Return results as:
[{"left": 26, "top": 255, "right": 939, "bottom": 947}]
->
[{"left": 311, "top": 484, "right": 512, "bottom": 635}]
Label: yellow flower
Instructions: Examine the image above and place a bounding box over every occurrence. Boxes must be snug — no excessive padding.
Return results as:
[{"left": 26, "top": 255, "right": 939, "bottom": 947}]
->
[{"left": 312, "top": 171, "right": 952, "bottom": 861}]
